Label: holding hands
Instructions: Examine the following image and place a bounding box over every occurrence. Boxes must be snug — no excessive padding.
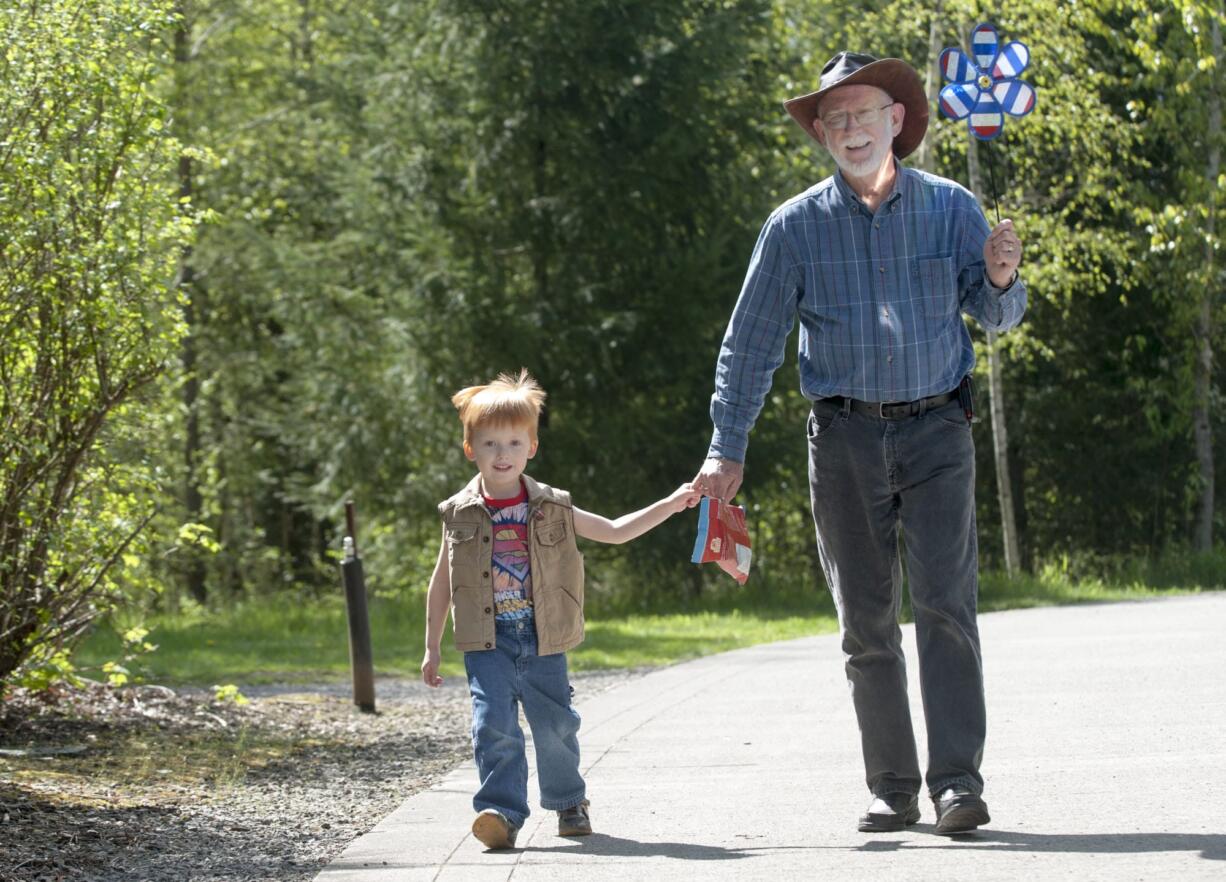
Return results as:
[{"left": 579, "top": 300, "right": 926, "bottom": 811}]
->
[
  {"left": 984, "top": 219, "right": 1022, "bottom": 288},
  {"left": 668, "top": 482, "right": 704, "bottom": 513},
  {"left": 693, "top": 457, "right": 744, "bottom": 502}
]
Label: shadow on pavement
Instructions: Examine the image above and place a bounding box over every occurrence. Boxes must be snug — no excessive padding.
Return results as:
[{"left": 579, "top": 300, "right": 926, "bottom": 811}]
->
[
  {"left": 858, "top": 829, "right": 1226, "bottom": 859},
  {"left": 527, "top": 833, "right": 754, "bottom": 860}
]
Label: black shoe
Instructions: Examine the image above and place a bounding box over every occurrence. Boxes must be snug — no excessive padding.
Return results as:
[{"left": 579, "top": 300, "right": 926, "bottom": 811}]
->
[
  {"left": 933, "top": 787, "right": 990, "bottom": 834},
  {"left": 858, "top": 793, "right": 920, "bottom": 832},
  {"left": 558, "top": 799, "right": 592, "bottom": 836}
]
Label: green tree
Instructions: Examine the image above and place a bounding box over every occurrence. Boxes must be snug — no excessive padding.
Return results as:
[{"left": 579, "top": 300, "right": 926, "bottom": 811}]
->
[
  {"left": 0, "top": 0, "right": 190, "bottom": 683},
  {"left": 383, "top": 0, "right": 794, "bottom": 599},
  {"left": 1123, "top": 0, "right": 1224, "bottom": 551}
]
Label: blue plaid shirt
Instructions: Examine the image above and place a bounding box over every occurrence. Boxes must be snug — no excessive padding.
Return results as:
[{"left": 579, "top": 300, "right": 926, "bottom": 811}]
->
[{"left": 708, "top": 163, "right": 1027, "bottom": 463}]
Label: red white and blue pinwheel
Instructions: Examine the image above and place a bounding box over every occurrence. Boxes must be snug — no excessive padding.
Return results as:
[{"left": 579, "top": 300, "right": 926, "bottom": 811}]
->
[{"left": 938, "top": 23, "right": 1035, "bottom": 140}]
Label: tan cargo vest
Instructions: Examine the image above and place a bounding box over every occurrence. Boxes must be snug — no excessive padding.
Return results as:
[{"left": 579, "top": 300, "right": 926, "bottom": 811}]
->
[{"left": 437, "top": 474, "right": 585, "bottom": 656}]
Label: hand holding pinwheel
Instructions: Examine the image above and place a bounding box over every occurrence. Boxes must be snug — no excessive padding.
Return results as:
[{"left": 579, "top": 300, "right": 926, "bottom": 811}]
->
[{"left": 984, "top": 219, "right": 1022, "bottom": 288}]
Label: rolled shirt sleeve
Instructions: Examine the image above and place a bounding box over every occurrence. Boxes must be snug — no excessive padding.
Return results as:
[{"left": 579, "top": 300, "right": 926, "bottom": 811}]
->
[{"left": 707, "top": 213, "right": 802, "bottom": 463}]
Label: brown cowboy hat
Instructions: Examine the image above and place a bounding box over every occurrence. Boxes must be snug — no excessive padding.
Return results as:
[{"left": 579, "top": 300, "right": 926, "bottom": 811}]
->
[{"left": 783, "top": 51, "right": 929, "bottom": 159}]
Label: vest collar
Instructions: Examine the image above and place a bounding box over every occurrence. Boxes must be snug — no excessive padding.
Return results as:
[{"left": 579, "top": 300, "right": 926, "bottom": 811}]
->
[{"left": 451, "top": 473, "right": 554, "bottom": 512}]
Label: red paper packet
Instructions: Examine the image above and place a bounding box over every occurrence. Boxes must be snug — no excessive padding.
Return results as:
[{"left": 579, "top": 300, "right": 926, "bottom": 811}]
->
[{"left": 690, "top": 497, "right": 752, "bottom": 584}]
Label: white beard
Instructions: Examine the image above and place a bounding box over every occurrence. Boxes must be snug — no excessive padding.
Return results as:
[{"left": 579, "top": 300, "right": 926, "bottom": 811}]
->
[{"left": 830, "top": 134, "right": 892, "bottom": 179}]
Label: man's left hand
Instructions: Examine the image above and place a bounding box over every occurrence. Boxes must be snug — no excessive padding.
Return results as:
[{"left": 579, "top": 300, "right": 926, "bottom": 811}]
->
[{"left": 984, "top": 219, "right": 1022, "bottom": 288}]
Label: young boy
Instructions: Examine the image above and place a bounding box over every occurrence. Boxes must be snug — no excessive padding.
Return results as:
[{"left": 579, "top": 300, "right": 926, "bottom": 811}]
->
[{"left": 421, "top": 369, "right": 700, "bottom": 850}]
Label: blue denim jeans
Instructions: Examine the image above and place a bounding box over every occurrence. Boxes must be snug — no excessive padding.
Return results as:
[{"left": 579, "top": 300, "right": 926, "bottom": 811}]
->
[
  {"left": 807, "top": 396, "right": 986, "bottom": 800},
  {"left": 464, "top": 617, "right": 585, "bottom": 829}
]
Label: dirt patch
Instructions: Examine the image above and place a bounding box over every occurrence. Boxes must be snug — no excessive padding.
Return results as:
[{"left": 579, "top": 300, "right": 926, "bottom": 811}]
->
[
  {"left": 0, "top": 678, "right": 470, "bottom": 881},
  {"left": 0, "top": 670, "right": 642, "bottom": 881}
]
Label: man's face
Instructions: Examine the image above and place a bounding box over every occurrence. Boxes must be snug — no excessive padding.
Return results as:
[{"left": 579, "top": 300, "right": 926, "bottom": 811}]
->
[{"left": 812, "top": 84, "right": 904, "bottom": 179}]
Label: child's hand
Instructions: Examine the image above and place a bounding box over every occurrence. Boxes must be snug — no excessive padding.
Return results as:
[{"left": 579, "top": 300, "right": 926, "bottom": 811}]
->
[
  {"left": 669, "top": 482, "right": 703, "bottom": 513},
  {"left": 421, "top": 648, "right": 443, "bottom": 688}
]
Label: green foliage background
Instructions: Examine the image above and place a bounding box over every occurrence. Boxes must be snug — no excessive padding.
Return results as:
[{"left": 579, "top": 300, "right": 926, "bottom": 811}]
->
[{"left": 1, "top": 0, "right": 1223, "bottom": 683}]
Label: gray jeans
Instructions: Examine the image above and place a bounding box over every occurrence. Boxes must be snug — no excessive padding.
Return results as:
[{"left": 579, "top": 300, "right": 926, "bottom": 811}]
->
[{"left": 807, "top": 396, "right": 985, "bottom": 799}]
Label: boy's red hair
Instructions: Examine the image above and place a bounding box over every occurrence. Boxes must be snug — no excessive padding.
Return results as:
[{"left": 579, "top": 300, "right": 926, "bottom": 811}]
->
[{"left": 451, "top": 369, "right": 547, "bottom": 444}]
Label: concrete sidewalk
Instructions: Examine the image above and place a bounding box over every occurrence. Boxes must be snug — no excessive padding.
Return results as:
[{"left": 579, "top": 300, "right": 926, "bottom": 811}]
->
[{"left": 316, "top": 595, "right": 1226, "bottom": 881}]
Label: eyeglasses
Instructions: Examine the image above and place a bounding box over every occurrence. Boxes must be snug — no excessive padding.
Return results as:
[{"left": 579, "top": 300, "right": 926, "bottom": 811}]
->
[{"left": 819, "top": 102, "right": 895, "bottom": 131}]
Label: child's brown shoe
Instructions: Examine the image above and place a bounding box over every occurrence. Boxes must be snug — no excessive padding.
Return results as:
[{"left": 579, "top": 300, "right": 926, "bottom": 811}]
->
[
  {"left": 472, "top": 809, "right": 518, "bottom": 849},
  {"left": 557, "top": 799, "right": 592, "bottom": 836}
]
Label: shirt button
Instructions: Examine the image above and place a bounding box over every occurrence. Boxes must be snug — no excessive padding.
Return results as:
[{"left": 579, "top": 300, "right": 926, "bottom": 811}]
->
[
  {"left": 483, "top": 571, "right": 490, "bottom": 578},
  {"left": 888, "top": 355, "right": 894, "bottom": 363},
  {"left": 879, "top": 266, "right": 885, "bottom": 273},
  {"left": 483, "top": 536, "right": 489, "bottom": 543},
  {"left": 874, "top": 222, "right": 881, "bottom": 229},
  {"left": 883, "top": 307, "right": 889, "bottom": 316}
]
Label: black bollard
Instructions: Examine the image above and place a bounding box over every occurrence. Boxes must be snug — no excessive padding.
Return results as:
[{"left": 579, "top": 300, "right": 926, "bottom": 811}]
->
[{"left": 341, "top": 501, "right": 376, "bottom": 713}]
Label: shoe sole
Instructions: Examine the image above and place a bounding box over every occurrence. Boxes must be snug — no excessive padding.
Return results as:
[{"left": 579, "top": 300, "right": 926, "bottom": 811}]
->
[
  {"left": 558, "top": 826, "right": 592, "bottom": 837},
  {"left": 472, "top": 813, "right": 516, "bottom": 849},
  {"left": 935, "top": 801, "right": 990, "bottom": 835},
  {"left": 857, "top": 805, "right": 920, "bottom": 833}
]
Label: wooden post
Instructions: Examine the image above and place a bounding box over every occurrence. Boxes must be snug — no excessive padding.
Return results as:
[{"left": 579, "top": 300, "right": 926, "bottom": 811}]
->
[{"left": 341, "top": 500, "right": 376, "bottom": 713}]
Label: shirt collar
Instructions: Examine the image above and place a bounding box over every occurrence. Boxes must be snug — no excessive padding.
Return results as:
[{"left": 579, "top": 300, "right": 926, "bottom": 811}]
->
[
  {"left": 453, "top": 473, "right": 551, "bottom": 511},
  {"left": 832, "top": 157, "right": 907, "bottom": 212}
]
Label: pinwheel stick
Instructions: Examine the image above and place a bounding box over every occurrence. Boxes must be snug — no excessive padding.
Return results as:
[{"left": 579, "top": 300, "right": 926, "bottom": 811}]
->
[{"left": 984, "top": 142, "right": 1002, "bottom": 225}]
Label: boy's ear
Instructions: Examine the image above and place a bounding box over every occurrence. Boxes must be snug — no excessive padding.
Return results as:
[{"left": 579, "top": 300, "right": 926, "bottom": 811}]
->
[
  {"left": 463, "top": 440, "right": 475, "bottom": 461},
  {"left": 528, "top": 439, "right": 538, "bottom": 459}
]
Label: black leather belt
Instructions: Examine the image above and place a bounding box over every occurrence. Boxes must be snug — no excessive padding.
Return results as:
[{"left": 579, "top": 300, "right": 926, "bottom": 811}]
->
[{"left": 817, "top": 390, "right": 957, "bottom": 420}]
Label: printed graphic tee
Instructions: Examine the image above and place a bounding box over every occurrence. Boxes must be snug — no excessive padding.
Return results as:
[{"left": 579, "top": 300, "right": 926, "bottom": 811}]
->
[{"left": 483, "top": 482, "right": 533, "bottom": 622}]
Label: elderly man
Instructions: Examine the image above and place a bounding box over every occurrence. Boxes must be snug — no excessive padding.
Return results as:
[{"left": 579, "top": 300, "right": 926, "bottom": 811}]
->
[{"left": 694, "top": 51, "right": 1026, "bottom": 834}]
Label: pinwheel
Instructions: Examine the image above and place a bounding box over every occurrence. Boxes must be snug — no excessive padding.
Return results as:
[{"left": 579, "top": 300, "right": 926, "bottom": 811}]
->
[
  {"left": 938, "top": 23, "right": 1035, "bottom": 141},
  {"left": 937, "top": 22, "right": 1036, "bottom": 221}
]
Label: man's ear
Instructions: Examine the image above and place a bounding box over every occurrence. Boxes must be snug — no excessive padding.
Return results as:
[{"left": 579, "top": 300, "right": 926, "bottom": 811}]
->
[
  {"left": 463, "top": 440, "right": 475, "bottom": 462},
  {"left": 891, "top": 102, "right": 905, "bottom": 138},
  {"left": 811, "top": 117, "right": 827, "bottom": 146}
]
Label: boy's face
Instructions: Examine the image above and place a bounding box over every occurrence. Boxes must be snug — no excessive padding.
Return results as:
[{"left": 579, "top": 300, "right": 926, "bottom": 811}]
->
[{"left": 464, "top": 422, "right": 537, "bottom": 497}]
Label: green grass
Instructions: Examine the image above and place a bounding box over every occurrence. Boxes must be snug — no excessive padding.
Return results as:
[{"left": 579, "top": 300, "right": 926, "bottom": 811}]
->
[
  {"left": 73, "top": 550, "right": 1224, "bottom": 687},
  {"left": 73, "top": 589, "right": 839, "bottom": 685}
]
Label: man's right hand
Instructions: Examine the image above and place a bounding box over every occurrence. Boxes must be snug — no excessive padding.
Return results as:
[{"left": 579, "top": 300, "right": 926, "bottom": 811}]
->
[{"left": 693, "top": 457, "right": 744, "bottom": 502}]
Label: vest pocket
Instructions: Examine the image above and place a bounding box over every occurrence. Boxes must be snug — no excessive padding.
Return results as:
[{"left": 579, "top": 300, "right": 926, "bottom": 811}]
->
[
  {"left": 536, "top": 521, "right": 567, "bottom": 546},
  {"left": 446, "top": 524, "right": 477, "bottom": 543},
  {"left": 451, "top": 584, "right": 487, "bottom": 647}
]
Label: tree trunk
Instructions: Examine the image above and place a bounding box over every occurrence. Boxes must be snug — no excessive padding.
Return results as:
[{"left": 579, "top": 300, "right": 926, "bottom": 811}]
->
[
  {"left": 966, "top": 140, "right": 1022, "bottom": 576},
  {"left": 1193, "top": 7, "right": 1220, "bottom": 552},
  {"left": 175, "top": 4, "right": 207, "bottom": 605},
  {"left": 913, "top": 1, "right": 944, "bottom": 174}
]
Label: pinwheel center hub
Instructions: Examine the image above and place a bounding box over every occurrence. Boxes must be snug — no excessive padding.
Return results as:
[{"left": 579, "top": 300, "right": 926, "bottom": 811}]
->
[{"left": 978, "top": 74, "right": 992, "bottom": 90}]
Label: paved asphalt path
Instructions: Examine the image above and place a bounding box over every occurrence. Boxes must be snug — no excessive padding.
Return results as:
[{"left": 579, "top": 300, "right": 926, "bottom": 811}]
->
[{"left": 316, "top": 594, "right": 1226, "bottom": 881}]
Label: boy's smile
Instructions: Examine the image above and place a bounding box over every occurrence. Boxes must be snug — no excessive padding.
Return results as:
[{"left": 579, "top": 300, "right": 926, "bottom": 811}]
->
[{"left": 465, "top": 423, "right": 538, "bottom": 498}]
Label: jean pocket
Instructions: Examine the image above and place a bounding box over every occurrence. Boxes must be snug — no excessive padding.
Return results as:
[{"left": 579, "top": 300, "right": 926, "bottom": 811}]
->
[
  {"left": 808, "top": 406, "right": 842, "bottom": 440},
  {"left": 931, "top": 399, "right": 970, "bottom": 429}
]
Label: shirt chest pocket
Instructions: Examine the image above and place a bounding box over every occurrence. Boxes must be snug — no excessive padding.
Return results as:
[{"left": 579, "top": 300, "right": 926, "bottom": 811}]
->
[{"left": 914, "top": 255, "right": 957, "bottom": 318}]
